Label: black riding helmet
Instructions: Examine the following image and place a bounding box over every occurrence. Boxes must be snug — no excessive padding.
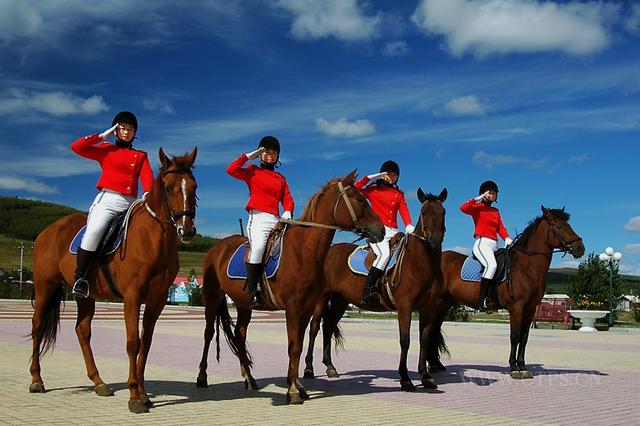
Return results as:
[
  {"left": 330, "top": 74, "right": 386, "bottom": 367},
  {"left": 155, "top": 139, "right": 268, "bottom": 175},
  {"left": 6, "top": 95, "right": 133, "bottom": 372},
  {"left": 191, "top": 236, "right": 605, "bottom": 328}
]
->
[
  {"left": 380, "top": 160, "right": 400, "bottom": 176},
  {"left": 112, "top": 111, "right": 138, "bottom": 132},
  {"left": 258, "top": 135, "right": 280, "bottom": 153},
  {"left": 479, "top": 180, "right": 499, "bottom": 202}
]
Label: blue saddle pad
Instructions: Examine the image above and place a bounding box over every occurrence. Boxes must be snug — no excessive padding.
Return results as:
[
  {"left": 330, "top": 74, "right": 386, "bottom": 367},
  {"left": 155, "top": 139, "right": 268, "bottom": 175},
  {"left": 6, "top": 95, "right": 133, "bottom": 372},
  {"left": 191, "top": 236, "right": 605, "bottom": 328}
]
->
[
  {"left": 460, "top": 255, "right": 507, "bottom": 282},
  {"left": 69, "top": 216, "right": 126, "bottom": 256},
  {"left": 227, "top": 242, "right": 281, "bottom": 280},
  {"left": 347, "top": 245, "right": 399, "bottom": 276}
]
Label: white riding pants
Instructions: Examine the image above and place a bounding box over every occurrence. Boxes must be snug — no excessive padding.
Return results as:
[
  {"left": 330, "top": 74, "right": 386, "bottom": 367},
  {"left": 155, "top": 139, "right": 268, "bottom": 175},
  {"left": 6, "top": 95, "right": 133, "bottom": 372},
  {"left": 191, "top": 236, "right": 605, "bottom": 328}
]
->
[
  {"left": 472, "top": 236, "right": 498, "bottom": 279},
  {"left": 247, "top": 210, "right": 279, "bottom": 264},
  {"left": 370, "top": 226, "right": 398, "bottom": 270},
  {"left": 81, "top": 190, "right": 135, "bottom": 251}
]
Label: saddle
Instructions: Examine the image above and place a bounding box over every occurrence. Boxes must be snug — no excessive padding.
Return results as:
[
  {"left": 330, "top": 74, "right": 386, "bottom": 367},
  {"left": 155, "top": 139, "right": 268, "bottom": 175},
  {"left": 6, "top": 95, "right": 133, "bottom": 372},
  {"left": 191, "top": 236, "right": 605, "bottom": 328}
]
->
[
  {"left": 69, "top": 211, "right": 128, "bottom": 256},
  {"left": 460, "top": 248, "right": 509, "bottom": 283},
  {"left": 347, "top": 233, "right": 405, "bottom": 276},
  {"left": 226, "top": 223, "right": 287, "bottom": 280}
]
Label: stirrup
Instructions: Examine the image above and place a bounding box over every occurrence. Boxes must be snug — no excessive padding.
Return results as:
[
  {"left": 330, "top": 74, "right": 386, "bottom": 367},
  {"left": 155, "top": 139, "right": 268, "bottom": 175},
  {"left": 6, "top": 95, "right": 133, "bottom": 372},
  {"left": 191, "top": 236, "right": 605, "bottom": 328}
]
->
[
  {"left": 361, "top": 290, "right": 379, "bottom": 305},
  {"left": 72, "top": 278, "right": 90, "bottom": 298},
  {"left": 479, "top": 297, "right": 493, "bottom": 311},
  {"left": 250, "top": 294, "right": 265, "bottom": 310}
]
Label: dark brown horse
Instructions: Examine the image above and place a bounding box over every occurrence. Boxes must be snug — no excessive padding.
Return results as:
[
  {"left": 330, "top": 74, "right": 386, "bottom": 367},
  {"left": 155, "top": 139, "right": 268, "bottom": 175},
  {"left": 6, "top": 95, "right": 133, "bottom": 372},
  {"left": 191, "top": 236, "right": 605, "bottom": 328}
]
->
[
  {"left": 29, "top": 148, "right": 200, "bottom": 413},
  {"left": 303, "top": 188, "right": 447, "bottom": 391},
  {"left": 196, "top": 171, "right": 385, "bottom": 404},
  {"left": 421, "top": 206, "right": 585, "bottom": 379}
]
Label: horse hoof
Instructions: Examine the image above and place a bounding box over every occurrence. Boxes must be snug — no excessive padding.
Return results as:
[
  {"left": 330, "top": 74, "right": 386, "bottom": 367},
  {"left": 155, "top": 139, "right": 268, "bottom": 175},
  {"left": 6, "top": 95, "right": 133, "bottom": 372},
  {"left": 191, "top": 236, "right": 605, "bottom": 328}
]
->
[
  {"left": 128, "top": 399, "right": 149, "bottom": 414},
  {"left": 303, "top": 368, "right": 315, "bottom": 379},
  {"left": 94, "top": 383, "right": 114, "bottom": 396},
  {"left": 196, "top": 375, "right": 208, "bottom": 388},
  {"left": 400, "top": 380, "right": 416, "bottom": 392},
  {"left": 521, "top": 371, "right": 534, "bottom": 379},
  {"left": 428, "top": 364, "right": 446, "bottom": 373},
  {"left": 248, "top": 377, "right": 259, "bottom": 391},
  {"left": 326, "top": 368, "right": 339, "bottom": 378},
  {"left": 299, "top": 388, "right": 310, "bottom": 400},
  {"left": 421, "top": 377, "right": 438, "bottom": 390},
  {"left": 142, "top": 396, "right": 154, "bottom": 408},
  {"left": 509, "top": 371, "right": 525, "bottom": 379},
  {"left": 29, "top": 383, "right": 45, "bottom": 393},
  {"left": 286, "top": 392, "right": 304, "bottom": 405}
]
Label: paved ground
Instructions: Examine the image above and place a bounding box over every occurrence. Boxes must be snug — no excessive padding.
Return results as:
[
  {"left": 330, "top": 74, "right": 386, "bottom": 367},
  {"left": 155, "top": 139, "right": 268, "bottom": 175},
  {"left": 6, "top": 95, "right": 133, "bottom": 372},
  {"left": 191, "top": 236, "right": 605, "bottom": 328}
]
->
[{"left": 0, "top": 299, "right": 638, "bottom": 425}]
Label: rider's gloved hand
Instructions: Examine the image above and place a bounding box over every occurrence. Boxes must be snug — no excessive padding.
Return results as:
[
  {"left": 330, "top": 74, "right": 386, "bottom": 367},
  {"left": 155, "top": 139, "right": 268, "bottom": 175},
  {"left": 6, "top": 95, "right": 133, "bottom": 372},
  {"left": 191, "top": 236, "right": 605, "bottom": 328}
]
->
[
  {"left": 281, "top": 211, "right": 292, "bottom": 220},
  {"left": 99, "top": 123, "right": 118, "bottom": 140},
  {"left": 504, "top": 237, "right": 513, "bottom": 248},
  {"left": 405, "top": 224, "right": 415, "bottom": 234},
  {"left": 366, "top": 172, "right": 387, "bottom": 181},
  {"left": 246, "top": 147, "right": 265, "bottom": 160}
]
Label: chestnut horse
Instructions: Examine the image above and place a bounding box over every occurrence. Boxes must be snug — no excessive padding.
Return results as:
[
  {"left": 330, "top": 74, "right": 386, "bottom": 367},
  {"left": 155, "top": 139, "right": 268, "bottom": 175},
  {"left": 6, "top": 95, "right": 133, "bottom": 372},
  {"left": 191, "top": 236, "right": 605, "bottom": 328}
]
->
[
  {"left": 421, "top": 206, "right": 585, "bottom": 379},
  {"left": 29, "top": 148, "right": 202, "bottom": 413},
  {"left": 196, "top": 171, "right": 385, "bottom": 404},
  {"left": 303, "top": 188, "right": 447, "bottom": 391}
]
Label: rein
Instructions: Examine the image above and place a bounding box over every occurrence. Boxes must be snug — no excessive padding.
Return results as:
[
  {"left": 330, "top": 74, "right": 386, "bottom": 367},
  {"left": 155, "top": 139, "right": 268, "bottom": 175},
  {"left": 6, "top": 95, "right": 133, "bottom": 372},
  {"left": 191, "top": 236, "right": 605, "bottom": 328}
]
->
[{"left": 144, "top": 168, "right": 195, "bottom": 230}]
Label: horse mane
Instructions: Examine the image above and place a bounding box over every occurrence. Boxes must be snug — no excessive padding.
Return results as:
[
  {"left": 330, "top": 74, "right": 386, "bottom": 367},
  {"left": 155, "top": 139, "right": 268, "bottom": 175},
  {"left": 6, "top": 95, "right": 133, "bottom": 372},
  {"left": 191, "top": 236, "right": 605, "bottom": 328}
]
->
[
  {"left": 298, "top": 177, "right": 342, "bottom": 222},
  {"left": 421, "top": 193, "right": 441, "bottom": 203},
  {"left": 512, "top": 208, "right": 570, "bottom": 249}
]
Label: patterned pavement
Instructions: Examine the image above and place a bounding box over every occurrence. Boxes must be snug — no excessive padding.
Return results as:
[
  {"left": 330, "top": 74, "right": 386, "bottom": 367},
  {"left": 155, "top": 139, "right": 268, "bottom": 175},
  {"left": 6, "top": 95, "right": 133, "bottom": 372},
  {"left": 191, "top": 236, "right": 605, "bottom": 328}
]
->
[{"left": 0, "top": 299, "right": 638, "bottom": 425}]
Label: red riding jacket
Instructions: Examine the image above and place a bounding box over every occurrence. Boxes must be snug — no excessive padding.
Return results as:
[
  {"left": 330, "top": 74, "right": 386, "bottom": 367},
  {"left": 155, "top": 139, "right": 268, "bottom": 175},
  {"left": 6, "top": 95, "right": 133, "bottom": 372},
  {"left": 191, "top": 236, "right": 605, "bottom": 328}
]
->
[
  {"left": 354, "top": 176, "right": 411, "bottom": 229},
  {"left": 226, "top": 153, "right": 294, "bottom": 216},
  {"left": 460, "top": 198, "right": 509, "bottom": 241},
  {"left": 71, "top": 134, "right": 154, "bottom": 197}
]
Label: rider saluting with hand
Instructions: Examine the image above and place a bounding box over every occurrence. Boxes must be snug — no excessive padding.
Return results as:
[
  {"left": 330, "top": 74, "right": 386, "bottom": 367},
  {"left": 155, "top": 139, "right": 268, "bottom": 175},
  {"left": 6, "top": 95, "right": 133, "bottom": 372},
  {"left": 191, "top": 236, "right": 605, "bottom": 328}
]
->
[
  {"left": 70, "top": 111, "right": 154, "bottom": 298},
  {"left": 226, "top": 136, "right": 294, "bottom": 309},
  {"left": 460, "top": 180, "right": 512, "bottom": 311},
  {"left": 355, "top": 160, "right": 414, "bottom": 304}
]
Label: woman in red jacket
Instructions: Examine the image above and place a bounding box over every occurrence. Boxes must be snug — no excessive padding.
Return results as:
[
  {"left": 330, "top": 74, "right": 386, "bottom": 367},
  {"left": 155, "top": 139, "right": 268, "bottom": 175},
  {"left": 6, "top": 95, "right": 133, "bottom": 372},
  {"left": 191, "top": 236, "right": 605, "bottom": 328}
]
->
[
  {"left": 460, "top": 180, "right": 512, "bottom": 310},
  {"left": 227, "top": 136, "right": 294, "bottom": 309},
  {"left": 70, "top": 111, "right": 154, "bottom": 298},
  {"left": 355, "top": 160, "right": 414, "bottom": 304}
]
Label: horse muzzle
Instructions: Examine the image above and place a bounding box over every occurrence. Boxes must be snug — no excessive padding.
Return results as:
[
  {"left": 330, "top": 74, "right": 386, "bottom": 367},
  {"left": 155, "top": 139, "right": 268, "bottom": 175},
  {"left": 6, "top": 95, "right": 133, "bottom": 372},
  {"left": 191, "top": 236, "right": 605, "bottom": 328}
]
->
[{"left": 568, "top": 240, "right": 585, "bottom": 258}]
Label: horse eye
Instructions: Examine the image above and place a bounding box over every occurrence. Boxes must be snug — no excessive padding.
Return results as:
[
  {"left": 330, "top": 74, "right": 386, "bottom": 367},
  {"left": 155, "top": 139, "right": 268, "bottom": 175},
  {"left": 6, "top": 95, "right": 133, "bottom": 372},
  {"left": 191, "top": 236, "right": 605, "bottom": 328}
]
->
[{"left": 165, "top": 187, "right": 172, "bottom": 194}]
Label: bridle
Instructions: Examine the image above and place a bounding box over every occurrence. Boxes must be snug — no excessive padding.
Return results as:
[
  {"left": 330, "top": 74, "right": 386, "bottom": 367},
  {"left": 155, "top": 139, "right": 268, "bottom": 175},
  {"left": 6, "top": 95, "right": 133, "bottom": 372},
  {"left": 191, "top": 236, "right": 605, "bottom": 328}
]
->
[
  {"left": 511, "top": 217, "right": 582, "bottom": 259},
  {"left": 144, "top": 168, "right": 196, "bottom": 230},
  {"left": 411, "top": 200, "right": 445, "bottom": 248}
]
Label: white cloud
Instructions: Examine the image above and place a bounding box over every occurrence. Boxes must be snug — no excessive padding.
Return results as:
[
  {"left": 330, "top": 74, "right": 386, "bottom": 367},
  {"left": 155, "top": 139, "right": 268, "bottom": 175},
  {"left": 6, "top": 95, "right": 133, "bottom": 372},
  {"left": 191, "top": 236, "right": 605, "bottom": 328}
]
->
[
  {"left": 382, "top": 40, "right": 409, "bottom": 56},
  {"left": 0, "top": 176, "right": 58, "bottom": 194},
  {"left": 443, "top": 95, "right": 487, "bottom": 116},
  {"left": 445, "top": 245, "right": 472, "bottom": 255},
  {"left": 143, "top": 97, "right": 174, "bottom": 114},
  {"left": 275, "top": 0, "right": 381, "bottom": 41},
  {"left": 316, "top": 117, "right": 375, "bottom": 138},
  {"left": 569, "top": 154, "right": 589, "bottom": 164},
  {"left": 623, "top": 216, "right": 640, "bottom": 232},
  {"left": 411, "top": 0, "right": 613, "bottom": 57},
  {"left": 472, "top": 150, "right": 549, "bottom": 170},
  {"left": 624, "top": 243, "right": 640, "bottom": 254},
  {"left": 0, "top": 89, "right": 108, "bottom": 116},
  {"left": 625, "top": 4, "right": 640, "bottom": 34}
]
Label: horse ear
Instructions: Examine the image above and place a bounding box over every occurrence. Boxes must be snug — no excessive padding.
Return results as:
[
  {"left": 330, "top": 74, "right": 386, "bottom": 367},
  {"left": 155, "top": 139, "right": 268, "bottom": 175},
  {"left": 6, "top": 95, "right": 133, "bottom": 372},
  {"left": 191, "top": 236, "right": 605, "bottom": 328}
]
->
[
  {"left": 344, "top": 169, "right": 357, "bottom": 185},
  {"left": 185, "top": 146, "right": 198, "bottom": 168},
  {"left": 541, "top": 205, "right": 551, "bottom": 217},
  {"left": 561, "top": 206, "right": 565, "bottom": 212},
  {"left": 417, "top": 188, "right": 427, "bottom": 203},
  {"left": 159, "top": 148, "right": 171, "bottom": 169},
  {"left": 439, "top": 188, "right": 448, "bottom": 202}
]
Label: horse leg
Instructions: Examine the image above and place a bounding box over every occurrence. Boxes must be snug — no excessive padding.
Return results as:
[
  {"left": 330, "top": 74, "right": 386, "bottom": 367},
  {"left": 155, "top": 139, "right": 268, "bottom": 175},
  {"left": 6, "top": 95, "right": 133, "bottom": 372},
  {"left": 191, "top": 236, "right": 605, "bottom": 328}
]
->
[
  {"left": 322, "top": 294, "right": 348, "bottom": 378},
  {"left": 123, "top": 295, "right": 147, "bottom": 414},
  {"left": 508, "top": 305, "right": 524, "bottom": 379},
  {"left": 235, "top": 306, "right": 258, "bottom": 390},
  {"left": 29, "top": 283, "right": 64, "bottom": 393},
  {"left": 303, "top": 300, "right": 325, "bottom": 379},
  {"left": 285, "top": 308, "right": 312, "bottom": 404},
  {"left": 74, "top": 297, "right": 113, "bottom": 396},
  {"left": 417, "top": 310, "right": 437, "bottom": 389},
  {"left": 136, "top": 299, "right": 166, "bottom": 408},
  {"left": 425, "top": 301, "right": 451, "bottom": 373},
  {"left": 397, "top": 305, "right": 416, "bottom": 392},
  {"left": 196, "top": 290, "right": 224, "bottom": 388},
  {"left": 515, "top": 309, "right": 535, "bottom": 379}
]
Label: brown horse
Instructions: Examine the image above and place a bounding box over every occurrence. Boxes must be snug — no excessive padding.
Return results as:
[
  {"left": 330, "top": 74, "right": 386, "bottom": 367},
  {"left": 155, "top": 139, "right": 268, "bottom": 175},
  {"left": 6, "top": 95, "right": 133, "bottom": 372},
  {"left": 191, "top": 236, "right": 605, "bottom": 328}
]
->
[
  {"left": 29, "top": 148, "right": 200, "bottom": 413},
  {"left": 196, "top": 171, "right": 385, "bottom": 404},
  {"left": 303, "top": 188, "right": 447, "bottom": 391},
  {"left": 421, "top": 206, "right": 585, "bottom": 379}
]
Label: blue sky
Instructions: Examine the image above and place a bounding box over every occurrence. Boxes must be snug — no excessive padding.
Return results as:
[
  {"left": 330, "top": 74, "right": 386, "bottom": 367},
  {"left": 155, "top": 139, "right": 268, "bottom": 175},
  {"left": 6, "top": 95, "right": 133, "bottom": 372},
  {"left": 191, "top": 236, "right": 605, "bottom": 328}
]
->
[{"left": 1, "top": 0, "right": 639, "bottom": 274}]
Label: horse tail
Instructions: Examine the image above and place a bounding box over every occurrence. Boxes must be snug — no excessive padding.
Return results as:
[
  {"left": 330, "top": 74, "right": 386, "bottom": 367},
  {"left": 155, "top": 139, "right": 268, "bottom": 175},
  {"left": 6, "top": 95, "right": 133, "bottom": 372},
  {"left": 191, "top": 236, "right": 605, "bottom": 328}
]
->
[
  {"left": 323, "top": 298, "right": 345, "bottom": 351},
  {"left": 30, "top": 284, "right": 65, "bottom": 357},
  {"left": 215, "top": 299, "right": 253, "bottom": 367},
  {"left": 434, "top": 324, "right": 450, "bottom": 359}
]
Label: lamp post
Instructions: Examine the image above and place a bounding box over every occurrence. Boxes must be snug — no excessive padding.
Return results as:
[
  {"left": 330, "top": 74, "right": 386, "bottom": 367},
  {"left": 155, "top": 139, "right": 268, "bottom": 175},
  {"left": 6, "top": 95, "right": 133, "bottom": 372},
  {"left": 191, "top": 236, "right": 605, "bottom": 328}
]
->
[{"left": 599, "top": 247, "right": 622, "bottom": 327}]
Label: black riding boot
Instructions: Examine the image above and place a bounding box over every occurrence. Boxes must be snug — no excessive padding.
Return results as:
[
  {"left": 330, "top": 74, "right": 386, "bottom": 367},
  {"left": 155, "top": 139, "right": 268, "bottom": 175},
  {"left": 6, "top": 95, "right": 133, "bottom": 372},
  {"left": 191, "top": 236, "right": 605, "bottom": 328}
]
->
[
  {"left": 72, "top": 248, "right": 96, "bottom": 298},
  {"left": 478, "top": 277, "right": 494, "bottom": 311},
  {"left": 361, "top": 267, "right": 384, "bottom": 305},
  {"left": 245, "top": 263, "right": 265, "bottom": 310}
]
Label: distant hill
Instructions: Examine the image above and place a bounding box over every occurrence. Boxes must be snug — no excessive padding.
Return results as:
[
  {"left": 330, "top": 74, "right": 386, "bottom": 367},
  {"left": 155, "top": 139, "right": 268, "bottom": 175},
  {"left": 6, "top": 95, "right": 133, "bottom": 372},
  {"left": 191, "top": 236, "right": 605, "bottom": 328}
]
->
[{"left": 0, "top": 195, "right": 80, "bottom": 241}]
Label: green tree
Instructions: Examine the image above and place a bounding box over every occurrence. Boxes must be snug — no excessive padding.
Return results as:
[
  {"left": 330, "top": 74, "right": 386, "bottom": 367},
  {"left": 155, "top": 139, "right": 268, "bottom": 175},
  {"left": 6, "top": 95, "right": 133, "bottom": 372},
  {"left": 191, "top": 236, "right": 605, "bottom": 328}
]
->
[{"left": 568, "top": 253, "right": 623, "bottom": 315}]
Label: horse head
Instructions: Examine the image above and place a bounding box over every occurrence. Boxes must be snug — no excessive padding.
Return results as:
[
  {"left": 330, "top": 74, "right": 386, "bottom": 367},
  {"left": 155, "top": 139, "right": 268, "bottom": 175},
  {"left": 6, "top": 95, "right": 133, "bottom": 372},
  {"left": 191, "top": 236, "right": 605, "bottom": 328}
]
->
[
  {"left": 416, "top": 187, "right": 447, "bottom": 249},
  {"left": 540, "top": 205, "right": 585, "bottom": 258},
  {"left": 304, "top": 170, "right": 384, "bottom": 243},
  {"left": 155, "top": 147, "right": 198, "bottom": 243}
]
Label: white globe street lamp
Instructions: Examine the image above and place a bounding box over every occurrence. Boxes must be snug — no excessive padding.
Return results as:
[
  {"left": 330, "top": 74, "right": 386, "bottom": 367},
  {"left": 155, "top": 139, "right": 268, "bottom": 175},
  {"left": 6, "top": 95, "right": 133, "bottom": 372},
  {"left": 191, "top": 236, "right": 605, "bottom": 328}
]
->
[{"left": 600, "top": 247, "right": 623, "bottom": 327}]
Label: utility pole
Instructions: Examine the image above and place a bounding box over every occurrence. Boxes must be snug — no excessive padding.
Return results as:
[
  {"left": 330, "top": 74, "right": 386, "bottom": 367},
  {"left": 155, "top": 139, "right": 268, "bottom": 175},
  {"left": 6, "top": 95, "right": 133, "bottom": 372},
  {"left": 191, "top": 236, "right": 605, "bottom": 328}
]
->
[{"left": 18, "top": 242, "right": 24, "bottom": 290}]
